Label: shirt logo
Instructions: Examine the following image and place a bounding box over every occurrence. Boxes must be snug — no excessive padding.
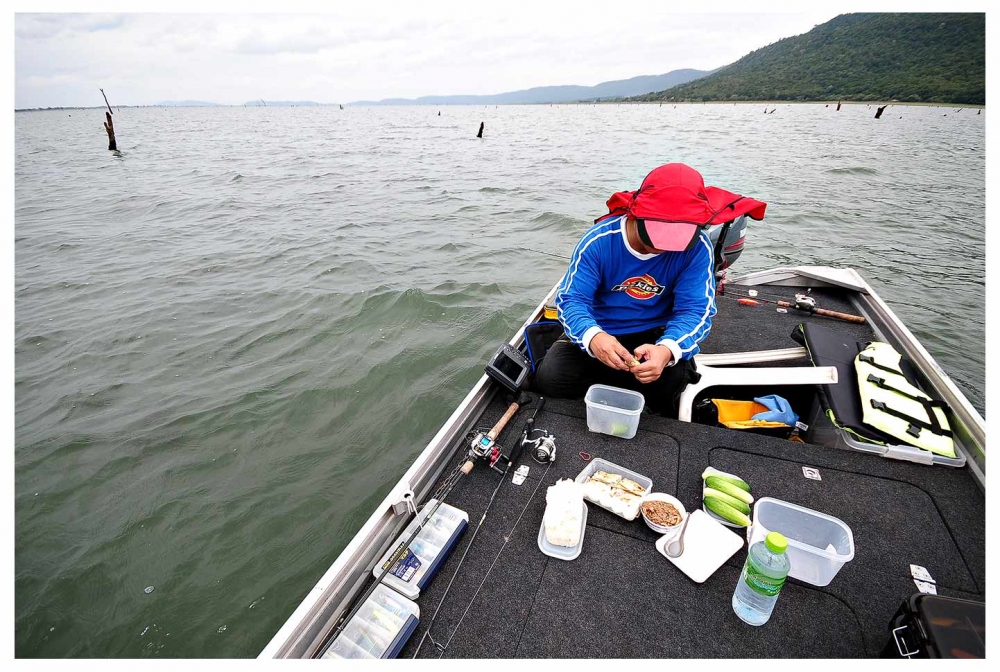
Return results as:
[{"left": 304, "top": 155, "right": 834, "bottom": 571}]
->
[{"left": 612, "top": 274, "right": 664, "bottom": 300}]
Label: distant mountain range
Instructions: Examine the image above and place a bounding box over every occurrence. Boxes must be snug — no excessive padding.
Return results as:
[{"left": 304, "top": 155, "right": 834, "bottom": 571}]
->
[
  {"left": 349, "top": 69, "right": 714, "bottom": 106},
  {"left": 629, "top": 13, "right": 985, "bottom": 105}
]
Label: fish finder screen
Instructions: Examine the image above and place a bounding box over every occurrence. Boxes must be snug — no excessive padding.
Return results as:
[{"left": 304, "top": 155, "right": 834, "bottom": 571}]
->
[{"left": 493, "top": 351, "right": 525, "bottom": 381}]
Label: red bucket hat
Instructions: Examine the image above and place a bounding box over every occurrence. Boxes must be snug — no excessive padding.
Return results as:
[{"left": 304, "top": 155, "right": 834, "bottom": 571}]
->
[{"left": 599, "top": 163, "right": 767, "bottom": 252}]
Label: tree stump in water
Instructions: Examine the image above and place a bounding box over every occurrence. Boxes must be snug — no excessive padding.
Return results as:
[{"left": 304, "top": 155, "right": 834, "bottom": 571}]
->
[
  {"left": 875, "top": 105, "right": 887, "bottom": 119},
  {"left": 103, "top": 112, "right": 117, "bottom": 151},
  {"left": 100, "top": 88, "right": 117, "bottom": 151}
]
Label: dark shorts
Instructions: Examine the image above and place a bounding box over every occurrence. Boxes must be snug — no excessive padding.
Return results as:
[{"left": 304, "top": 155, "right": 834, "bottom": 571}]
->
[{"left": 532, "top": 327, "right": 700, "bottom": 418}]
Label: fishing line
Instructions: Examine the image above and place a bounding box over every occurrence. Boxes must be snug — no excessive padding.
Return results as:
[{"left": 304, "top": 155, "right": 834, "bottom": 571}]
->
[
  {"left": 435, "top": 460, "right": 553, "bottom": 658},
  {"left": 516, "top": 246, "right": 571, "bottom": 261},
  {"left": 410, "top": 400, "right": 533, "bottom": 658}
]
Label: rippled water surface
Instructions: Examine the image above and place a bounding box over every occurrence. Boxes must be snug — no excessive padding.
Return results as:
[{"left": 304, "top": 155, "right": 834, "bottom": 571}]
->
[{"left": 15, "top": 104, "right": 984, "bottom": 657}]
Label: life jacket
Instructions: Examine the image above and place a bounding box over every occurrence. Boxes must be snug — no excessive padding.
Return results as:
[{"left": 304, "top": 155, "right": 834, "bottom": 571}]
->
[
  {"left": 855, "top": 342, "right": 956, "bottom": 458},
  {"left": 595, "top": 163, "right": 767, "bottom": 226}
]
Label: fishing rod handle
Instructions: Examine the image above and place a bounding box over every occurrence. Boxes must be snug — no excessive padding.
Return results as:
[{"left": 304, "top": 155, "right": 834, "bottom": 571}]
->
[
  {"left": 487, "top": 401, "right": 521, "bottom": 441},
  {"left": 531, "top": 396, "right": 546, "bottom": 422},
  {"left": 814, "top": 307, "right": 867, "bottom": 323},
  {"left": 461, "top": 460, "right": 475, "bottom": 475}
]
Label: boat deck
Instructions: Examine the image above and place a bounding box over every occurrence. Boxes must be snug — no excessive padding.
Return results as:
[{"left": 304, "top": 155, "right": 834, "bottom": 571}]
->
[{"left": 395, "top": 288, "right": 985, "bottom": 658}]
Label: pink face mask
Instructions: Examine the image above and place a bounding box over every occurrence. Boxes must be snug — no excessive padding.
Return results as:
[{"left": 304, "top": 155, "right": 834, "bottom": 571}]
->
[{"left": 637, "top": 219, "right": 701, "bottom": 252}]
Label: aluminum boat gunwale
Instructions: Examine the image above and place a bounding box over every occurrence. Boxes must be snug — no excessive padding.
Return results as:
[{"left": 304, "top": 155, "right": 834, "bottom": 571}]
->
[{"left": 259, "top": 265, "right": 985, "bottom": 659}]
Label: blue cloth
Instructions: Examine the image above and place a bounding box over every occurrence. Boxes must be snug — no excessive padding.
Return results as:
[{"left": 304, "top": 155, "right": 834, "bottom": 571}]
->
[
  {"left": 553, "top": 215, "right": 717, "bottom": 361},
  {"left": 751, "top": 395, "right": 799, "bottom": 425}
]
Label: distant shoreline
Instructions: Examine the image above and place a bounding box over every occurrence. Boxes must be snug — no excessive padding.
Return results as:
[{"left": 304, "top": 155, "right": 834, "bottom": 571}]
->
[{"left": 15, "top": 100, "right": 985, "bottom": 112}]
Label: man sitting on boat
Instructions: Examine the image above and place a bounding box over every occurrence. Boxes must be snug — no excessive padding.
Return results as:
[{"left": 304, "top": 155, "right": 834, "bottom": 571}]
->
[{"left": 534, "top": 163, "right": 766, "bottom": 416}]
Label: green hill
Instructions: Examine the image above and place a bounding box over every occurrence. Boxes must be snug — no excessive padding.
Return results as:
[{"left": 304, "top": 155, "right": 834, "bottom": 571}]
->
[{"left": 631, "top": 13, "right": 984, "bottom": 105}]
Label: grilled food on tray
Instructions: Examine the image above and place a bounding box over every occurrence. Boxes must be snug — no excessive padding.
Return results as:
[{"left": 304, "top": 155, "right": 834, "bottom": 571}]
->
[
  {"left": 582, "top": 469, "right": 649, "bottom": 519},
  {"left": 589, "top": 470, "right": 622, "bottom": 486}
]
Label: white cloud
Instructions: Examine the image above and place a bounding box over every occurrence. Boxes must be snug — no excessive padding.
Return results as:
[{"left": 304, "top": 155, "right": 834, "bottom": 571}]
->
[{"left": 14, "top": 8, "right": 843, "bottom": 108}]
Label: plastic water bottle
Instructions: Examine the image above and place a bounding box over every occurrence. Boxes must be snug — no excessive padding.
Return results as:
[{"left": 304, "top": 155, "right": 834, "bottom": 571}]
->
[{"left": 732, "top": 531, "right": 791, "bottom": 626}]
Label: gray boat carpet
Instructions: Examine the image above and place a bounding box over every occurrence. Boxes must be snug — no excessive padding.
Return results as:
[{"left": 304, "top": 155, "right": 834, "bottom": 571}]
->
[
  {"left": 394, "top": 283, "right": 984, "bottom": 658},
  {"left": 515, "top": 526, "right": 865, "bottom": 658}
]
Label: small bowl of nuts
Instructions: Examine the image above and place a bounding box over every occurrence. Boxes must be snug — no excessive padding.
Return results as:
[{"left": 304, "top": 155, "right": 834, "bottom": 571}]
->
[{"left": 639, "top": 493, "right": 687, "bottom": 536}]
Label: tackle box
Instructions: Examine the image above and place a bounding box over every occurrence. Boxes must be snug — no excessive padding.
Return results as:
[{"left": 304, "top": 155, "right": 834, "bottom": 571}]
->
[
  {"left": 320, "top": 583, "right": 420, "bottom": 659},
  {"left": 880, "top": 594, "right": 985, "bottom": 659},
  {"left": 373, "top": 499, "right": 468, "bottom": 599}
]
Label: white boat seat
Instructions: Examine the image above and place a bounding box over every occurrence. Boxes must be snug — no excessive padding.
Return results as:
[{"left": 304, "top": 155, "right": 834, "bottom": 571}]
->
[
  {"left": 694, "top": 347, "right": 807, "bottom": 367},
  {"left": 678, "top": 362, "right": 838, "bottom": 422}
]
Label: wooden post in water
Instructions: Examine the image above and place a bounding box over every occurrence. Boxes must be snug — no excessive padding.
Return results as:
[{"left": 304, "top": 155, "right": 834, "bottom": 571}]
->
[
  {"left": 836, "top": 101, "right": 842, "bottom": 111},
  {"left": 874, "top": 104, "right": 887, "bottom": 119},
  {"left": 477, "top": 121, "right": 484, "bottom": 138},
  {"left": 100, "top": 88, "right": 117, "bottom": 151}
]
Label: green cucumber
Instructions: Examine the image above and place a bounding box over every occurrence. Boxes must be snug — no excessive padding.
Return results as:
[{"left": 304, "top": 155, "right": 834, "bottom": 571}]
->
[
  {"left": 704, "top": 495, "right": 752, "bottom": 527},
  {"left": 701, "top": 468, "right": 751, "bottom": 492},
  {"left": 704, "top": 476, "right": 754, "bottom": 505},
  {"left": 702, "top": 487, "right": 751, "bottom": 515}
]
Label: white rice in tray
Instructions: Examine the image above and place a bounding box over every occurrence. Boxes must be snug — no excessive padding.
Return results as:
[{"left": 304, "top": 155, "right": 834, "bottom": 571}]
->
[{"left": 544, "top": 479, "right": 584, "bottom": 547}]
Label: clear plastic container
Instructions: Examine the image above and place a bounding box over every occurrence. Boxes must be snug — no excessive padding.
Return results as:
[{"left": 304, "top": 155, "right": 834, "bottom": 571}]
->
[
  {"left": 747, "top": 498, "right": 855, "bottom": 587},
  {"left": 575, "top": 458, "right": 652, "bottom": 520},
  {"left": 584, "top": 384, "right": 645, "bottom": 439}
]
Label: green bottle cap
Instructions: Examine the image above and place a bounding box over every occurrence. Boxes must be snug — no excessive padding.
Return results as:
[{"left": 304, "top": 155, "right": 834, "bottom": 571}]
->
[{"left": 765, "top": 531, "right": 788, "bottom": 554}]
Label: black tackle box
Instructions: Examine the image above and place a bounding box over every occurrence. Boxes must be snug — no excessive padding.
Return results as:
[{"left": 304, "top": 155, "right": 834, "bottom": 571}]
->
[{"left": 880, "top": 593, "right": 985, "bottom": 659}]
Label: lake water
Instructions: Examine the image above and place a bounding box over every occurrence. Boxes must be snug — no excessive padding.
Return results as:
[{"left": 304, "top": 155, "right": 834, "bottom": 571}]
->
[{"left": 14, "top": 103, "right": 985, "bottom": 657}]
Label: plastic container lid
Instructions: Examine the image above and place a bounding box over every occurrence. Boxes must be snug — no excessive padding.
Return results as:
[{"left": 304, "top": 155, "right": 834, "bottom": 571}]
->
[{"left": 765, "top": 531, "right": 788, "bottom": 554}]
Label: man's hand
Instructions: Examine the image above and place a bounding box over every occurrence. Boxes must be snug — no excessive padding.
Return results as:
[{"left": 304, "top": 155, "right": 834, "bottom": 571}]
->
[
  {"left": 590, "top": 332, "right": 637, "bottom": 371},
  {"left": 631, "top": 344, "right": 674, "bottom": 383}
]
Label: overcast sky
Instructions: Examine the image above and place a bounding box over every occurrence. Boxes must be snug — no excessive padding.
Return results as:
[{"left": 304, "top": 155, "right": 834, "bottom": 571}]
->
[{"left": 14, "top": 6, "right": 844, "bottom": 108}]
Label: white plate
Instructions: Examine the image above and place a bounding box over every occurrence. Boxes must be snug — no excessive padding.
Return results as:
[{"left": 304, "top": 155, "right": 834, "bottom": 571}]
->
[{"left": 655, "top": 510, "right": 744, "bottom": 583}]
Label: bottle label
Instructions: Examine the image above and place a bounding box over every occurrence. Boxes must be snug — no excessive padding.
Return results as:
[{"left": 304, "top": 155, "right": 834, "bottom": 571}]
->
[{"left": 742, "top": 561, "right": 786, "bottom": 597}]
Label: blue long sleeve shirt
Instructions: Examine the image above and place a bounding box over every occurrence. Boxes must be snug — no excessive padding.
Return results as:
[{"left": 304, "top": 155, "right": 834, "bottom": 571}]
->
[{"left": 554, "top": 215, "right": 717, "bottom": 363}]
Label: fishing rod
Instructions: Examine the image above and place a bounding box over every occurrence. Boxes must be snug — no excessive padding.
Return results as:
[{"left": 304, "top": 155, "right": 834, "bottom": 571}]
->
[
  {"left": 719, "top": 288, "right": 866, "bottom": 324},
  {"left": 411, "top": 396, "right": 546, "bottom": 658},
  {"left": 326, "top": 394, "right": 528, "bottom": 650}
]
